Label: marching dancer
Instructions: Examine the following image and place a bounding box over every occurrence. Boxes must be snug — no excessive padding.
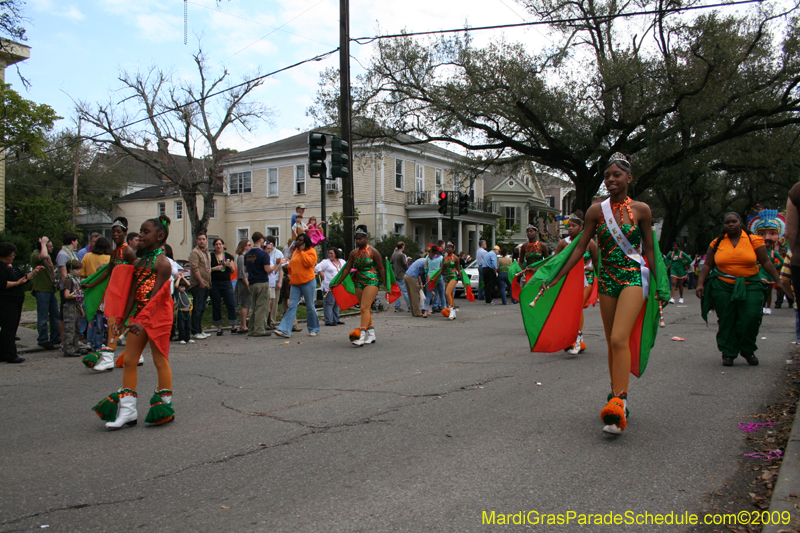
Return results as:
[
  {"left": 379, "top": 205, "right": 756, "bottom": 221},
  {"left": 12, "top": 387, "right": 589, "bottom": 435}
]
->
[
  {"left": 441, "top": 242, "right": 462, "bottom": 320},
  {"left": 92, "top": 215, "right": 175, "bottom": 430},
  {"left": 555, "top": 213, "right": 598, "bottom": 355}
]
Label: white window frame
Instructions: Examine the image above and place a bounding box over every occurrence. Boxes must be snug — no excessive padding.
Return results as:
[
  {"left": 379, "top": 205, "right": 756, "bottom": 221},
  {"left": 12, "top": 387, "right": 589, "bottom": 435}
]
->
[
  {"left": 157, "top": 202, "right": 165, "bottom": 217},
  {"left": 415, "top": 163, "right": 424, "bottom": 193},
  {"left": 267, "top": 167, "right": 279, "bottom": 197},
  {"left": 266, "top": 226, "right": 281, "bottom": 248},
  {"left": 237, "top": 227, "right": 251, "bottom": 244},
  {"left": 434, "top": 168, "right": 443, "bottom": 195},
  {"left": 294, "top": 165, "right": 306, "bottom": 196},
  {"left": 208, "top": 199, "right": 217, "bottom": 220},
  {"left": 395, "top": 159, "right": 405, "bottom": 191},
  {"left": 174, "top": 200, "right": 183, "bottom": 221},
  {"left": 505, "top": 206, "right": 519, "bottom": 230},
  {"left": 229, "top": 171, "right": 252, "bottom": 195}
]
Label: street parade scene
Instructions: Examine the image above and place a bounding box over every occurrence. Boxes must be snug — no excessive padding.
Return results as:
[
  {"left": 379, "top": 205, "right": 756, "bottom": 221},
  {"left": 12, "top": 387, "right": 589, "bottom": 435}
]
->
[{"left": 2, "top": 0, "right": 800, "bottom": 532}]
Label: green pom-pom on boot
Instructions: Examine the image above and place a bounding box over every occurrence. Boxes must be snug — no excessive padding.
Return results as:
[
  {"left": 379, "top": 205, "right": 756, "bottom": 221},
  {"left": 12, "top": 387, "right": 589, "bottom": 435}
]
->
[
  {"left": 92, "top": 391, "right": 120, "bottom": 421},
  {"left": 82, "top": 351, "right": 101, "bottom": 368},
  {"left": 145, "top": 390, "right": 174, "bottom": 426}
]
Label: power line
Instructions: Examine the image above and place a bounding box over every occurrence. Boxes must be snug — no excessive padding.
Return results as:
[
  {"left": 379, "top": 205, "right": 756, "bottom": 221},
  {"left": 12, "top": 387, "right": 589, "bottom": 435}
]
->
[
  {"left": 7, "top": 47, "right": 340, "bottom": 165},
  {"left": 351, "top": 0, "right": 762, "bottom": 44}
]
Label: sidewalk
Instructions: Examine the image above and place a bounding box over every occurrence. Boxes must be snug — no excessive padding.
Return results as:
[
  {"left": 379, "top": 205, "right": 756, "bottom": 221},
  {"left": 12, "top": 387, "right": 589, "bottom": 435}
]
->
[{"left": 764, "top": 394, "right": 800, "bottom": 533}]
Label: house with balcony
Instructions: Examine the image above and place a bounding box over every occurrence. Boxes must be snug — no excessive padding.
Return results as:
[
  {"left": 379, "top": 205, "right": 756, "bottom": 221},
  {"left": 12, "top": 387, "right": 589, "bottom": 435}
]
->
[
  {"left": 482, "top": 162, "right": 561, "bottom": 244},
  {"left": 219, "top": 130, "right": 497, "bottom": 257}
]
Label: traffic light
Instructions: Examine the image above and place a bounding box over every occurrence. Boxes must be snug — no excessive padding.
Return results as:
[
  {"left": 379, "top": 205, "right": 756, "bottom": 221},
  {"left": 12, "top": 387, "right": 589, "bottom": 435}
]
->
[
  {"left": 458, "top": 193, "right": 469, "bottom": 215},
  {"left": 331, "top": 137, "right": 349, "bottom": 180},
  {"left": 437, "top": 191, "right": 449, "bottom": 215},
  {"left": 308, "top": 133, "right": 327, "bottom": 178}
]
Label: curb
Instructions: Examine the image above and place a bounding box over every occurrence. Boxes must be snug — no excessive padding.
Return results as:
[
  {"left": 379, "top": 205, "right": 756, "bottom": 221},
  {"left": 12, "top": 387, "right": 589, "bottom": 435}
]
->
[{"left": 763, "top": 398, "right": 800, "bottom": 533}]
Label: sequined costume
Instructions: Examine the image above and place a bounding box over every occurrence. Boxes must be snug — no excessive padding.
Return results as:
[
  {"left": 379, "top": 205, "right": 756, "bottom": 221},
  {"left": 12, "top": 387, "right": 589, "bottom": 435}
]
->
[
  {"left": 131, "top": 249, "right": 163, "bottom": 318},
  {"left": 521, "top": 241, "right": 545, "bottom": 268},
  {"left": 110, "top": 242, "right": 130, "bottom": 267},
  {"left": 352, "top": 246, "right": 380, "bottom": 289},
  {"left": 442, "top": 254, "right": 459, "bottom": 283},
  {"left": 597, "top": 220, "right": 643, "bottom": 298}
]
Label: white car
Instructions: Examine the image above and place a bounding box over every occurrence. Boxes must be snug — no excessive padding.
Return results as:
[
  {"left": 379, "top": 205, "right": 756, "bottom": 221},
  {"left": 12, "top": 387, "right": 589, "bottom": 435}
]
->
[{"left": 454, "top": 260, "right": 480, "bottom": 298}]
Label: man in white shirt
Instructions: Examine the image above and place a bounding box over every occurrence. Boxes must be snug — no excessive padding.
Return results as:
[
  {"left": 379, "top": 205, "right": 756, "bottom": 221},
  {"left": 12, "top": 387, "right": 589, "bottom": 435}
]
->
[
  {"left": 264, "top": 236, "right": 284, "bottom": 330},
  {"left": 475, "top": 240, "right": 487, "bottom": 300}
]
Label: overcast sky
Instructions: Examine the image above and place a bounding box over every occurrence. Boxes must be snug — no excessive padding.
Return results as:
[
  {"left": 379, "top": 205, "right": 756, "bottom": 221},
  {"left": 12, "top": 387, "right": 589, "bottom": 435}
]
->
[{"left": 12, "top": 0, "right": 554, "bottom": 153}]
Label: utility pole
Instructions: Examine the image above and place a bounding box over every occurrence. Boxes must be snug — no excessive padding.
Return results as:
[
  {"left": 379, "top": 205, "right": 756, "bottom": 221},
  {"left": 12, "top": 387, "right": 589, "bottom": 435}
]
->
[
  {"left": 339, "top": 0, "right": 354, "bottom": 255},
  {"left": 72, "top": 117, "right": 81, "bottom": 227}
]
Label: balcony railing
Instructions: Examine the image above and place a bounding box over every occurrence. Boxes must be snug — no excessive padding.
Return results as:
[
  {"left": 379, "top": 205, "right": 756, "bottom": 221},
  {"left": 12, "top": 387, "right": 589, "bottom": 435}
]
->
[{"left": 405, "top": 191, "right": 496, "bottom": 214}]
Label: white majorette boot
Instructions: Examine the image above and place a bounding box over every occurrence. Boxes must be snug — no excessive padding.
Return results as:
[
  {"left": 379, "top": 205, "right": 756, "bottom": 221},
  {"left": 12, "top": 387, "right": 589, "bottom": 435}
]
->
[
  {"left": 351, "top": 328, "right": 366, "bottom": 347},
  {"left": 93, "top": 389, "right": 138, "bottom": 430},
  {"left": 365, "top": 327, "right": 376, "bottom": 344},
  {"left": 448, "top": 307, "right": 456, "bottom": 320},
  {"left": 567, "top": 334, "right": 580, "bottom": 355},
  {"left": 138, "top": 354, "right": 144, "bottom": 366},
  {"left": 145, "top": 389, "right": 175, "bottom": 426},
  {"left": 92, "top": 349, "right": 115, "bottom": 372}
]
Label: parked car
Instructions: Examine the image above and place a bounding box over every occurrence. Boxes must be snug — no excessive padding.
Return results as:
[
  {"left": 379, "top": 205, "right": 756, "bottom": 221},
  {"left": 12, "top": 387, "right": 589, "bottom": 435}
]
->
[{"left": 175, "top": 259, "right": 191, "bottom": 281}]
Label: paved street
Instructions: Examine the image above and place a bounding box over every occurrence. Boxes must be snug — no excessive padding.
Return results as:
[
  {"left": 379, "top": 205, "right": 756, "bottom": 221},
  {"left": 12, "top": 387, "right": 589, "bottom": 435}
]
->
[{"left": 1, "top": 294, "right": 797, "bottom": 532}]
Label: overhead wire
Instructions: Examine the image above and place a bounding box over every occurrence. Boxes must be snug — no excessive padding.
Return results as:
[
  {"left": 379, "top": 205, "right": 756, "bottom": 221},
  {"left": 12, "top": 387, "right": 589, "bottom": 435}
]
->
[{"left": 351, "top": 0, "right": 763, "bottom": 44}]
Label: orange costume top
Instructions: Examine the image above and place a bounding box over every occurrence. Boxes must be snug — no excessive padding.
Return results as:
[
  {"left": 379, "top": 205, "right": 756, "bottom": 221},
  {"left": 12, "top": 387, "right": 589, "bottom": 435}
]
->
[
  {"left": 288, "top": 247, "right": 318, "bottom": 286},
  {"left": 710, "top": 231, "right": 764, "bottom": 284}
]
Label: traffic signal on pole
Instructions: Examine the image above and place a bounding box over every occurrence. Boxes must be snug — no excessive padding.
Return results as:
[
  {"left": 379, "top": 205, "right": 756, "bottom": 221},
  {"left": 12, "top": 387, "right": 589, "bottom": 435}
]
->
[
  {"left": 458, "top": 193, "right": 469, "bottom": 215},
  {"left": 437, "top": 191, "right": 449, "bottom": 215},
  {"left": 308, "top": 133, "right": 327, "bottom": 178},
  {"left": 331, "top": 137, "right": 349, "bottom": 180}
]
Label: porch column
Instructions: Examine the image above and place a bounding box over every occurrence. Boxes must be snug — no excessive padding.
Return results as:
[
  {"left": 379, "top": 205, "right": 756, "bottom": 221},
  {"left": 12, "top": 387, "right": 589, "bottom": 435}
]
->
[
  {"left": 437, "top": 217, "right": 443, "bottom": 242},
  {"left": 457, "top": 221, "right": 463, "bottom": 253},
  {"left": 491, "top": 225, "right": 496, "bottom": 248}
]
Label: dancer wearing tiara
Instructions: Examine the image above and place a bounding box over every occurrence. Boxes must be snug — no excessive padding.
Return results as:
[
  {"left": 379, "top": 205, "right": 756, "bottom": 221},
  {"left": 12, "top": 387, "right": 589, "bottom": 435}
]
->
[
  {"left": 537, "top": 153, "right": 669, "bottom": 435},
  {"left": 330, "top": 225, "right": 387, "bottom": 346},
  {"left": 92, "top": 215, "right": 175, "bottom": 430},
  {"left": 555, "top": 213, "right": 598, "bottom": 355},
  {"left": 81, "top": 217, "right": 138, "bottom": 372}
]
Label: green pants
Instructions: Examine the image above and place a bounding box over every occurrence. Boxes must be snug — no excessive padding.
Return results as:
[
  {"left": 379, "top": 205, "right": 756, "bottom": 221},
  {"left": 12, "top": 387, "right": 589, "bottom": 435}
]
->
[
  {"left": 708, "top": 278, "right": 765, "bottom": 358},
  {"left": 247, "top": 282, "right": 271, "bottom": 336}
]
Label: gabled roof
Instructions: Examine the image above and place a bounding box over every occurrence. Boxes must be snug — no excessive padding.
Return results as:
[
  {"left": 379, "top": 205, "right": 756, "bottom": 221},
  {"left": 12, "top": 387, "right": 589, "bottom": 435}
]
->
[
  {"left": 223, "top": 129, "right": 471, "bottom": 166},
  {"left": 113, "top": 183, "right": 180, "bottom": 203}
]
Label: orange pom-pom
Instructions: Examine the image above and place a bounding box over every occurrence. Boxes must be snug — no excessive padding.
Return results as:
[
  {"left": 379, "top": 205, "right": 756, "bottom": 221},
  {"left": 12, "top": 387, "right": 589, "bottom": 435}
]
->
[
  {"left": 115, "top": 352, "right": 125, "bottom": 368},
  {"left": 441, "top": 308, "right": 450, "bottom": 317},
  {"left": 601, "top": 397, "right": 627, "bottom": 430},
  {"left": 579, "top": 341, "right": 587, "bottom": 352},
  {"left": 349, "top": 328, "right": 362, "bottom": 341}
]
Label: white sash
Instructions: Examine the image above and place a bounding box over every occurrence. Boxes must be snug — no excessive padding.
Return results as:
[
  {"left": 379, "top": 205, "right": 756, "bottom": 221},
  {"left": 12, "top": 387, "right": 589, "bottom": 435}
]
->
[{"left": 600, "top": 199, "right": 649, "bottom": 300}]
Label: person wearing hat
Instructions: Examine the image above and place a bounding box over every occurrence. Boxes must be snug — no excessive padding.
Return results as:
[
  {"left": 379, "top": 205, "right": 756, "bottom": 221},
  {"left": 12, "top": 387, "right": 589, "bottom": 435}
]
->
[{"left": 291, "top": 204, "right": 306, "bottom": 227}]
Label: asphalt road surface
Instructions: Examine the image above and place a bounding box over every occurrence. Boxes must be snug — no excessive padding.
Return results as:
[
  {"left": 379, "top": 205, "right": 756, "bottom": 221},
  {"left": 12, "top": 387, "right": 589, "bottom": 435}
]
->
[{"left": 1, "top": 293, "right": 796, "bottom": 532}]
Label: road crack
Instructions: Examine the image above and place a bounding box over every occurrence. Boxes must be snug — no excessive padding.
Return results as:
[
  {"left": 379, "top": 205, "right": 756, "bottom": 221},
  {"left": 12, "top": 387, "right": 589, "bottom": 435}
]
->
[{"left": 1, "top": 497, "right": 145, "bottom": 530}]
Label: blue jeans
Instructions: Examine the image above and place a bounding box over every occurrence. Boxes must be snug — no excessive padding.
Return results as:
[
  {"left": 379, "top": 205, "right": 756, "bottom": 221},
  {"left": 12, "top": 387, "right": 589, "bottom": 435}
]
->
[
  {"left": 436, "top": 277, "right": 446, "bottom": 310},
  {"left": 210, "top": 279, "right": 238, "bottom": 327},
  {"left": 278, "top": 279, "right": 319, "bottom": 337},
  {"left": 424, "top": 280, "right": 445, "bottom": 311},
  {"left": 497, "top": 272, "right": 509, "bottom": 305},
  {"left": 323, "top": 290, "right": 340, "bottom": 324},
  {"left": 394, "top": 277, "right": 411, "bottom": 310},
  {"left": 89, "top": 310, "right": 105, "bottom": 350},
  {"left": 189, "top": 286, "right": 209, "bottom": 335},
  {"left": 35, "top": 290, "right": 61, "bottom": 344}
]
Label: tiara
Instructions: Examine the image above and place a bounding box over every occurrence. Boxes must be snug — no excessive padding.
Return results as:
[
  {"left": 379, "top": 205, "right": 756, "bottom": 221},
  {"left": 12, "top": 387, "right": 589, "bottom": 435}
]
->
[{"left": 609, "top": 152, "right": 629, "bottom": 164}]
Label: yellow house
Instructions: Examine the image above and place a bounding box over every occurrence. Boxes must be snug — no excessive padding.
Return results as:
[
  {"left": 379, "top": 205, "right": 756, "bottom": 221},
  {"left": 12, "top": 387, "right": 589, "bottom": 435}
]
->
[
  {"left": 221, "top": 131, "right": 498, "bottom": 256},
  {"left": 111, "top": 131, "right": 500, "bottom": 260}
]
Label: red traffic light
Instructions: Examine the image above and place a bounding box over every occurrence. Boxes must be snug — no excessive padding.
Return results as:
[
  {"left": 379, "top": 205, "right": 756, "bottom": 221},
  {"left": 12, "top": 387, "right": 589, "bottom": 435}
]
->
[{"left": 439, "top": 191, "right": 447, "bottom": 200}]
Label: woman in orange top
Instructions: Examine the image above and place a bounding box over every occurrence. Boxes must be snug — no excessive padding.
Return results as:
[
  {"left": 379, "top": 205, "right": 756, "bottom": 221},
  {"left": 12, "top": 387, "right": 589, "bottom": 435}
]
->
[
  {"left": 274, "top": 233, "right": 319, "bottom": 338},
  {"left": 696, "top": 212, "right": 781, "bottom": 367}
]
